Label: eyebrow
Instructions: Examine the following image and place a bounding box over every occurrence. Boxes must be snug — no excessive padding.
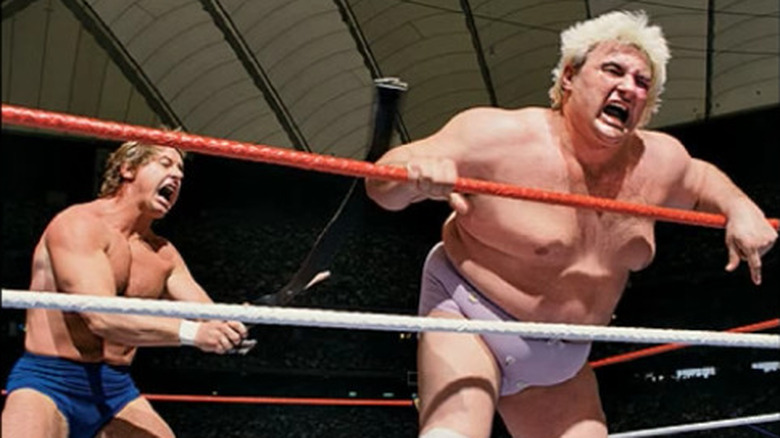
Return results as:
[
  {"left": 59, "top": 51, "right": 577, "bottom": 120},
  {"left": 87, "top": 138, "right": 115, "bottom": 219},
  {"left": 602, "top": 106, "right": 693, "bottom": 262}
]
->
[
  {"left": 172, "top": 157, "right": 184, "bottom": 172},
  {"left": 602, "top": 61, "right": 651, "bottom": 80},
  {"left": 160, "top": 153, "right": 185, "bottom": 172}
]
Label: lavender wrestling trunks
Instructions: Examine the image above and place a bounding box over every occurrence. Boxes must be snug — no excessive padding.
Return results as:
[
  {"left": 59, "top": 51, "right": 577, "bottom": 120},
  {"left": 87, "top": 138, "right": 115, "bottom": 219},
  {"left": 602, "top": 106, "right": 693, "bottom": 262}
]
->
[{"left": 419, "top": 243, "right": 591, "bottom": 395}]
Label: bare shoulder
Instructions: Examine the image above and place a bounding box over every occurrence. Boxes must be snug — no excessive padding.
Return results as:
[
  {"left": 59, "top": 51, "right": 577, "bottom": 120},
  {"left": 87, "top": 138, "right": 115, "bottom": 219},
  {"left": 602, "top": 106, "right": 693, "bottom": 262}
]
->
[
  {"left": 144, "top": 230, "right": 176, "bottom": 254},
  {"left": 142, "top": 230, "right": 185, "bottom": 264},
  {"left": 444, "top": 106, "right": 551, "bottom": 145},
  {"left": 451, "top": 106, "right": 548, "bottom": 129},
  {"left": 45, "top": 201, "right": 109, "bottom": 248},
  {"left": 638, "top": 129, "right": 689, "bottom": 156},
  {"left": 637, "top": 129, "right": 691, "bottom": 167}
]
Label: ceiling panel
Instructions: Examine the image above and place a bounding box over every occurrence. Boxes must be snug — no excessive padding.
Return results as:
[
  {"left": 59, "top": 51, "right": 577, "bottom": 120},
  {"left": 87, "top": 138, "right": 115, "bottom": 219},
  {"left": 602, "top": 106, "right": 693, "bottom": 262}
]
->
[
  {"left": 39, "top": 0, "right": 81, "bottom": 112},
  {"left": 223, "top": 0, "right": 375, "bottom": 157},
  {"left": 476, "top": 0, "right": 588, "bottom": 109},
  {"left": 88, "top": 0, "right": 288, "bottom": 145},
  {"left": 711, "top": 0, "right": 779, "bottom": 115},
  {"left": 2, "top": 0, "right": 778, "bottom": 151}
]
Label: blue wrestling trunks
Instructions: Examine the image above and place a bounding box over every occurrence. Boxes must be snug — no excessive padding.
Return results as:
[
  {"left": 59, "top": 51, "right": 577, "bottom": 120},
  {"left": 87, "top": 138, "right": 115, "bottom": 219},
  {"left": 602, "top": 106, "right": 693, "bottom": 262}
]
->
[
  {"left": 5, "top": 352, "right": 141, "bottom": 438},
  {"left": 419, "top": 242, "right": 592, "bottom": 396}
]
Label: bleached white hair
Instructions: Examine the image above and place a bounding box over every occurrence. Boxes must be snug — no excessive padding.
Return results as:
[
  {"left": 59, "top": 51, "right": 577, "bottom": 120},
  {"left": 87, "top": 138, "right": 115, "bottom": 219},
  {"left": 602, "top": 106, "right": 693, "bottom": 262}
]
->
[{"left": 549, "top": 10, "right": 670, "bottom": 126}]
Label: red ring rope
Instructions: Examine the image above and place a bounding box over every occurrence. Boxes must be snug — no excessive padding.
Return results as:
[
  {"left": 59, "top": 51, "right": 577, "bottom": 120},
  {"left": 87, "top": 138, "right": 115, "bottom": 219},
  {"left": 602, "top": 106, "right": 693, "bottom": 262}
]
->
[
  {"left": 3, "top": 318, "right": 775, "bottom": 405},
  {"left": 2, "top": 104, "right": 778, "bottom": 230},
  {"left": 590, "top": 318, "right": 780, "bottom": 368},
  {"left": 0, "top": 389, "right": 410, "bottom": 406}
]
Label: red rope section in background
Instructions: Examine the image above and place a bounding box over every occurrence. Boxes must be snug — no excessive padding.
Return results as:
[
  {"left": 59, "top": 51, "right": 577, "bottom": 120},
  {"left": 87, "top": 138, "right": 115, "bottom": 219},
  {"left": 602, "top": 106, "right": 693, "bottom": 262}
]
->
[
  {"left": 3, "top": 104, "right": 778, "bottom": 230},
  {"left": 1, "top": 319, "right": 776, "bottom": 405},
  {"left": 143, "top": 395, "right": 413, "bottom": 406},
  {"left": 0, "top": 389, "right": 411, "bottom": 406},
  {"left": 590, "top": 318, "right": 780, "bottom": 368},
  {"left": 1, "top": 318, "right": 776, "bottom": 405}
]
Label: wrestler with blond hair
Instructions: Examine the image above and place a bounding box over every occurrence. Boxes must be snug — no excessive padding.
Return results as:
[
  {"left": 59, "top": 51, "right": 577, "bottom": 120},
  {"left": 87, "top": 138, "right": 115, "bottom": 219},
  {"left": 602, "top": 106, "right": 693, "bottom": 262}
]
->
[{"left": 367, "top": 11, "right": 776, "bottom": 438}]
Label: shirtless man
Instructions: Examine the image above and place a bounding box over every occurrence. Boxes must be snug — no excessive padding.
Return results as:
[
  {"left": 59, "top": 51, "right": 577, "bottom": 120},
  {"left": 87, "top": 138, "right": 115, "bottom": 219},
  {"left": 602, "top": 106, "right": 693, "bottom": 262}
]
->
[
  {"left": 366, "top": 11, "right": 776, "bottom": 438},
  {"left": 2, "top": 141, "right": 253, "bottom": 438}
]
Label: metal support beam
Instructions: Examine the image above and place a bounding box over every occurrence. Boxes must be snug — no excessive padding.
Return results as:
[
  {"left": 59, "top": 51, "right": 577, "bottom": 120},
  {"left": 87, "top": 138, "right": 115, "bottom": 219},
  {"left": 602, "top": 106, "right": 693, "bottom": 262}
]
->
[
  {"left": 1, "top": 0, "right": 39, "bottom": 20},
  {"left": 200, "top": 0, "right": 310, "bottom": 152},
  {"left": 60, "top": 0, "right": 184, "bottom": 128},
  {"left": 705, "top": 0, "right": 715, "bottom": 120},
  {"left": 460, "top": 0, "right": 498, "bottom": 107}
]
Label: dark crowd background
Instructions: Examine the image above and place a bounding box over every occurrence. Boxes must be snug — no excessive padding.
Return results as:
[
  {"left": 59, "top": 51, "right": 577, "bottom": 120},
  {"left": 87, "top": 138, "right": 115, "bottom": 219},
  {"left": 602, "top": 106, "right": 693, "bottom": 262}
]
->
[{"left": 1, "top": 105, "right": 778, "bottom": 437}]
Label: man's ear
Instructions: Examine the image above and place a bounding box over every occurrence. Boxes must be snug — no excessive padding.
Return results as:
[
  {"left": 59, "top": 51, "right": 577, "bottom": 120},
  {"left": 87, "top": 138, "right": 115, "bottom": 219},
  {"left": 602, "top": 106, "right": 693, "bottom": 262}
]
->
[
  {"left": 561, "top": 64, "right": 576, "bottom": 92},
  {"left": 120, "top": 163, "right": 135, "bottom": 181}
]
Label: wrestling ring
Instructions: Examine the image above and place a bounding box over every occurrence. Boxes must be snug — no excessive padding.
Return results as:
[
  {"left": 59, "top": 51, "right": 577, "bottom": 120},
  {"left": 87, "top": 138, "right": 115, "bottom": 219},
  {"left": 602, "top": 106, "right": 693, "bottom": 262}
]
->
[{"left": 2, "top": 103, "right": 779, "bottom": 437}]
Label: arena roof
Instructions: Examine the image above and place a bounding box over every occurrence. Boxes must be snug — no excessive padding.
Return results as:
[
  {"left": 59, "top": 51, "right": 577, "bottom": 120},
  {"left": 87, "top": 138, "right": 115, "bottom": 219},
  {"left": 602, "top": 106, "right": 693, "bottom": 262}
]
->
[{"left": 2, "top": 0, "right": 778, "bottom": 158}]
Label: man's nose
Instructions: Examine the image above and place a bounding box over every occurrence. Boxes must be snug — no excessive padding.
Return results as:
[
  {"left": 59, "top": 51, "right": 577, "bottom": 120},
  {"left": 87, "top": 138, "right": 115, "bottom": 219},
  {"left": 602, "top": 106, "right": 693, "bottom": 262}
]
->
[{"left": 616, "top": 77, "right": 637, "bottom": 99}]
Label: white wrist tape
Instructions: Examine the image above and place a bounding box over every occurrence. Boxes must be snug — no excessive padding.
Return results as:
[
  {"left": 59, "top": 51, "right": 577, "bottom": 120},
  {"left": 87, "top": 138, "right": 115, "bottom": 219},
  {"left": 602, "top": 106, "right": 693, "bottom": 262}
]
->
[{"left": 178, "top": 320, "right": 200, "bottom": 346}]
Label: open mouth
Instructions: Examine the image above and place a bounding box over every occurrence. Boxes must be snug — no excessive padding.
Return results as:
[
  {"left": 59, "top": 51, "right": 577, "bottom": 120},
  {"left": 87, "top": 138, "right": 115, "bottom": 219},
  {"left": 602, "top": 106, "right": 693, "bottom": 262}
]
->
[
  {"left": 157, "top": 184, "right": 176, "bottom": 203},
  {"left": 602, "top": 103, "right": 629, "bottom": 124}
]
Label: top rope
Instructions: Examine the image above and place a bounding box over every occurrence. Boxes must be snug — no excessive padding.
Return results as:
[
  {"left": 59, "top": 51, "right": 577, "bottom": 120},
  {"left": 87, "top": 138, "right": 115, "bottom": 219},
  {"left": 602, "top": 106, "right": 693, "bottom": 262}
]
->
[
  {"left": 2, "top": 104, "right": 777, "bottom": 230},
  {"left": 2, "top": 290, "right": 779, "bottom": 349}
]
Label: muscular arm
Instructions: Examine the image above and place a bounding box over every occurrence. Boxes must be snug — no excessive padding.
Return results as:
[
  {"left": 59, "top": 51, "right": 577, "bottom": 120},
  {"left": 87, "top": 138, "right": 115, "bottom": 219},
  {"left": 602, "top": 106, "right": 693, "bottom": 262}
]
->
[{"left": 45, "top": 212, "right": 182, "bottom": 347}]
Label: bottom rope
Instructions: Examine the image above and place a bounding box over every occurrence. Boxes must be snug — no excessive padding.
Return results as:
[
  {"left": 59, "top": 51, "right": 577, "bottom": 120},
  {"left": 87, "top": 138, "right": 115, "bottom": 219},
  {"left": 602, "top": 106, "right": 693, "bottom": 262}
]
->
[{"left": 609, "top": 412, "right": 780, "bottom": 437}]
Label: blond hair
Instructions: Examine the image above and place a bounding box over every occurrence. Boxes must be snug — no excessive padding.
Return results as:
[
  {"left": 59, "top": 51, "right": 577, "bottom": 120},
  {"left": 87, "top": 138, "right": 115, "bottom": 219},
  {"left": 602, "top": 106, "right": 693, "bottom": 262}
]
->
[
  {"left": 549, "top": 10, "right": 670, "bottom": 126},
  {"left": 99, "top": 141, "right": 184, "bottom": 197}
]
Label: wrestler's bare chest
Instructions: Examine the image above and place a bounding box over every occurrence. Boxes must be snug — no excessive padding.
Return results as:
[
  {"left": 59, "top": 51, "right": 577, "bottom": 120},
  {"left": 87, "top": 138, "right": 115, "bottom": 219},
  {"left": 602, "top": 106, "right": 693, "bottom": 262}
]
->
[
  {"left": 444, "top": 144, "right": 661, "bottom": 322},
  {"left": 107, "top": 233, "right": 173, "bottom": 299},
  {"left": 455, "top": 193, "right": 655, "bottom": 271},
  {"left": 457, "top": 146, "right": 657, "bottom": 269}
]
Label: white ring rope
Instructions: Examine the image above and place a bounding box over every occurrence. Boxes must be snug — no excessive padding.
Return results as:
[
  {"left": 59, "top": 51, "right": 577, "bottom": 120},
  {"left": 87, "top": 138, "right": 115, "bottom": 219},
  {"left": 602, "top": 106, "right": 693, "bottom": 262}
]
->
[
  {"left": 609, "top": 412, "right": 780, "bottom": 437},
  {"left": 2, "top": 290, "right": 779, "bottom": 348}
]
